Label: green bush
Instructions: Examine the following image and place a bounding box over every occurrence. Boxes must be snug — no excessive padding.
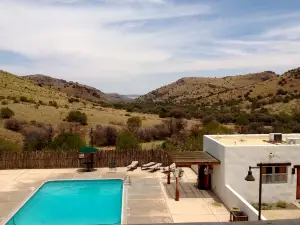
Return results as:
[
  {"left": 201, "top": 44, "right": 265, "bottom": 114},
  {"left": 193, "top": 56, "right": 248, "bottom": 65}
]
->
[
  {"left": 0, "top": 107, "right": 14, "bottom": 118},
  {"left": 0, "top": 139, "right": 21, "bottom": 152},
  {"left": 236, "top": 114, "right": 249, "bottom": 126},
  {"left": 127, "top": 116, "right": 142, "bottom": 132},
  {"left": 116, "top": 130, "right": 140, "bottom": 151},
  {"left": 261, "top": 203, "right": 272, "bottom": 210},
  {"left": 50, "top": 133, "right": 86, "bottom": 151},
  {"left": 276, "top": 201, "right": 287, "bottom": 208},
  {"left": 66, "top": 110, "right": 87, "bottom": 125}
]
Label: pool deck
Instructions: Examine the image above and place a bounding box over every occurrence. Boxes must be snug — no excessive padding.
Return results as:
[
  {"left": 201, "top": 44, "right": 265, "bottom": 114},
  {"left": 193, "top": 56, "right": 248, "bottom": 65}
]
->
[{"left": 0, "top": 167, "right": 229, "bottom": 224}]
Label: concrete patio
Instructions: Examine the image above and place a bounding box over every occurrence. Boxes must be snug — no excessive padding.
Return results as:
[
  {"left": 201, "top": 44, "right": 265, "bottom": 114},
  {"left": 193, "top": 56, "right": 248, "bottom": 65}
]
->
[{"left": 0, "top": 167, "right": 229, "bottom": 225}]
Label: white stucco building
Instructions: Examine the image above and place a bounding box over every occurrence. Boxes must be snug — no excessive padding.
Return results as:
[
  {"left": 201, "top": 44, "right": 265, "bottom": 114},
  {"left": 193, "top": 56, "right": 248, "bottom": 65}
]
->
[{"left": 204, "top": 133, "right": 300, "bottom": 205}]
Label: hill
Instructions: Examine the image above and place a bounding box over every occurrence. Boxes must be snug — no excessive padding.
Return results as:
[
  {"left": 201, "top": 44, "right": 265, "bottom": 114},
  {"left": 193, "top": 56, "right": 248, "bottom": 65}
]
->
[
  {"left": 0, "top": 69, "right": 197, "bottom": 147},
  {"left": 24, "top": 74, "right": 132, "bottom": 103},
  {"left": 138, "top": 68, "right": 300, "bottom": 113}
]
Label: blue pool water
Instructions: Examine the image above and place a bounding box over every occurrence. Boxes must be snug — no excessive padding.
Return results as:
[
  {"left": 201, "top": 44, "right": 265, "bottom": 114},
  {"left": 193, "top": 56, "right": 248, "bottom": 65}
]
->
[{"left": 6, "top": 179, "right": 123, "bottom": 225}]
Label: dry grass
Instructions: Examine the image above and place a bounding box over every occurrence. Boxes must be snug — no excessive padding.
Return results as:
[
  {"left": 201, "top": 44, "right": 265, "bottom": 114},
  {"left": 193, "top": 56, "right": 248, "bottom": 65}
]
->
[
  {"left": 140, "top": 71, "right": 277, "bottom": 103},
  {"left": 0, "top": 69, "right": 203, "bottom": 149},
  {"left": 97, "top": 140, "right": 165, "bottom": 151},
  {"left": 140, "top": 69, "right": 300, "bottom": 112}
]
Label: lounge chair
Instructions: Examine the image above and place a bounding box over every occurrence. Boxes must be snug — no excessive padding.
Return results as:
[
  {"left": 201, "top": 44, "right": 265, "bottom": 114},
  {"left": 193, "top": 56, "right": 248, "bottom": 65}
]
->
[
  {"left": 141, "top": 162, "right": 156, "bottom": 170},
  {"left": 127, "top": 161, "right": 139, "bottom": 171},
  {"left": 160, "top": 163, "right": 176, "bottom": 173},
  {"left": 148, "top": 163, "right": 162, "bottom": 173}
]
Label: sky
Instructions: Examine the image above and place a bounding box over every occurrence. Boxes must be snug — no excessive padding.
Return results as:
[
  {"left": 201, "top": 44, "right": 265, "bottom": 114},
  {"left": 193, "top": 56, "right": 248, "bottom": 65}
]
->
[{"left": 1, "top": 0, "right": 300, "bottom": 94}]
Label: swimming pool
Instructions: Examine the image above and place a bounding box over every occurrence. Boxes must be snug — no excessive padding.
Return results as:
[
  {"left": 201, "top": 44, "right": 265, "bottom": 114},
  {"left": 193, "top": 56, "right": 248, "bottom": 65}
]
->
[{"left": 6, "top": 179, "right": 123, "bottom": 225}]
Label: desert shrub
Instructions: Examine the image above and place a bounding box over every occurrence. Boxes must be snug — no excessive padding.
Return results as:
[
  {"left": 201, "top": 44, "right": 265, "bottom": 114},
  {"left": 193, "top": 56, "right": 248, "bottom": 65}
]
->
[
  {"left": 109, "top": 120, "right": 124, "bottom": 126},
  {"left": 1, "top": 100, "right": 8, "bottom": 105},
  {"left": 125, "top": 113, "right": 131, "bottom": 117},
  {"left": 217, "top": 113, "right": 234, "bottom": 123},
  {"left": 4, "top": 119, "right": 23, "bottom": 132},
  {"left": 0, "top": 107, "right": 14, "bottom": 118},
  {"left": 68, "top": 98, "right": 80, "bottom": 103},
  {"left": 116, "top": 130, "right": 140, "bottom": 151},
  {"left": 66, "top": 110, "right": 87, "bottom": 125},
  {"left": 154, "top": 123, "right": 171, "bottom": 139},
  {"left": 169, "top": 109, "right": 185, "bottom": 119},
  {"left": 20, "top": 96, "right": 29, "bottom": 102},
  {"left": 276, "top": 201, "right": 287, "bottom": 208},
  {"left": 127, "top": 116, "right": 142, "bottom": 132},
  {"left": 190, "top": 124, "right": 202, "bottom": 137},
  {"left": 202, "top": 115, "right": 216, "bottom": 125},
  {"left": 0, "top": 139, "right": 21, "bottom": 152},
  {"left": 201, "top": 121, "right": 233, "bottom": 135},
  {"left": 23, "top": 127, "right": 52, "bottom": 151},
  {"left": 159, "top": 111, "right": 168, "bottom": 118},
  {"left": 92, "top": 125, "right": 118, "bottom": 146},
  {"left": 136, "top": 128, "right": 153, "bottom": 142},
  {"left": 58, "top": 122, "right": 86, "bottom": 138},
  {"left": 50, "top": 133, "right": 86, "bottom": 151},
  {"left": 49, "top": 101, "right": 58, "bottom": 108},
  {"left": 276, "top": 89, "right": 288, "bottom": 95},
  {"left": 235, "top": 114, "right": 249, "bottom": 126},
  {"left": 163, "top": 118, "right": 187, "bottom": 135}
]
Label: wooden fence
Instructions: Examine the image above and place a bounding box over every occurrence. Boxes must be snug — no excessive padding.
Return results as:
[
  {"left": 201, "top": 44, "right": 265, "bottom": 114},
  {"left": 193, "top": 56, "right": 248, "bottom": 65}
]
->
[{"left": 0, "top": 150, "right": 173, "bottom": 169}]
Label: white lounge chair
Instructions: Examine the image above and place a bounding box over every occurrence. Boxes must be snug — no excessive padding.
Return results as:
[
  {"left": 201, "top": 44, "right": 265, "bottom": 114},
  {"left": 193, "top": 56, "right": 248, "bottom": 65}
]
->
[
  {"left": 127, "top": 161, "right": 138, "bottom": 171},
  {"left": 160, "top": 163, "right": 176, "bottom": 173},
  {"left": 141, "top": 162, "right": 156, "bottom": 170},
  {"left": 148, "top": 163, "right": 163, "bottom": 172}
]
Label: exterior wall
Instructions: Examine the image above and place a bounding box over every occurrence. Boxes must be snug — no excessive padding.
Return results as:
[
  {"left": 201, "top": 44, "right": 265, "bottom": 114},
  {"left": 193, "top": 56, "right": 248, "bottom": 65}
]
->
[
  {"left": 225, "top": 144, "right": 300, "bottom": 203},
  {"left": 224, "top": 185, "right": 266, "bottom": 221},
  {"left": 203, "top": 136, "right": 226, "bottom": 201}
]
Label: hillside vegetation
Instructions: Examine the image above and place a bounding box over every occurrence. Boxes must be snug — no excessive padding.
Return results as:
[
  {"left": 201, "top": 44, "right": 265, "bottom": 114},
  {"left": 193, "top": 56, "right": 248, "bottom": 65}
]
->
[
  {"left": 0, "top": 70, "right": 199, "bottom": 150},
  {"left": 138, "top": 69, "right": 300, "bottom": 112},
  {"left": 24, "top": 74, "right": 132, "bottom": 104}
]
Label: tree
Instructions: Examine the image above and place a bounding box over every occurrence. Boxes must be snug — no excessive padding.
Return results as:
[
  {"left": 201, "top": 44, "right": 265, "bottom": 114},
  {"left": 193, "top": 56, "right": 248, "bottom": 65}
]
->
[
  {"left": 236, "top": 114, "right": 249, "bottom": 126},
  {"left": 23, "top": 128, "right": 51, "bottom": 151},
  {"left": 0, "top": 107, "right": 14, "bottom": 119},
  {"left": 127, "top": 116, "right": 142, "bottom": 133},
  {"left": 92, "top": 125, "right": 118, "bottom": 146},
  {"left": 116, "top": 130, "right": 140, "bottom": 151},
  {"left": 50, "top": 133, "right": 86, "bottom": 151},
  {"left": 163, "top": 118, "right": 187, "bottom": 135},
  {"left": 66, "top": 110, "right": 87, "bottom": 125}
]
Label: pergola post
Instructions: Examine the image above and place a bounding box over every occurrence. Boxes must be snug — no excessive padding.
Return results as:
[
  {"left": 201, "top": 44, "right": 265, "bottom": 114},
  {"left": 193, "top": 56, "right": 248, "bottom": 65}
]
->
[
  {"left": 167, "top": 165, "right": 171, "bottom": 184},
  {"left": 175, "top": 176, "right": 179, "bottom": 201}
]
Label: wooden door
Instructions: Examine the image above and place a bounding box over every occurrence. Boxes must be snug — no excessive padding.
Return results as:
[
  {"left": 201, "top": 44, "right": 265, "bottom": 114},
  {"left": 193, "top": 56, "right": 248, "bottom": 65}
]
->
[{"left": 297, "top": 168, "right": 300, "bottom": 199}]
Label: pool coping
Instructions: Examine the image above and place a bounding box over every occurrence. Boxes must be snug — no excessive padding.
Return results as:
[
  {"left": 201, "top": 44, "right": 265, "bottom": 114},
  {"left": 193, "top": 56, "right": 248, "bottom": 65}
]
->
[{"left": 3, "top": 178, "right": 126, "bottom": 225}]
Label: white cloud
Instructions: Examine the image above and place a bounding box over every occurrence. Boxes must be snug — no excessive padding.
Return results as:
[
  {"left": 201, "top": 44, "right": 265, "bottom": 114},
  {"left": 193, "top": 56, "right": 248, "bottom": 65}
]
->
[{"left": 0, "top": 0, "right": 300, "bottom": 86}]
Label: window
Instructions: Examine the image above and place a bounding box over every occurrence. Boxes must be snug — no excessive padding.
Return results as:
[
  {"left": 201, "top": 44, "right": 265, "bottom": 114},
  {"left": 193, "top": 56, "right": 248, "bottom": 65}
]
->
[{"left": 262, "top": 166, "right": 287, "bottom": 184}]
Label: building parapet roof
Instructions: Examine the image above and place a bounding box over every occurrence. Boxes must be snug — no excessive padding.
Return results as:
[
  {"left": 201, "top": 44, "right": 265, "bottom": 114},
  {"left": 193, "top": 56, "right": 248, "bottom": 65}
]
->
[{"left": 207, "top": 133, "right": 300, "bottom": 146}]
